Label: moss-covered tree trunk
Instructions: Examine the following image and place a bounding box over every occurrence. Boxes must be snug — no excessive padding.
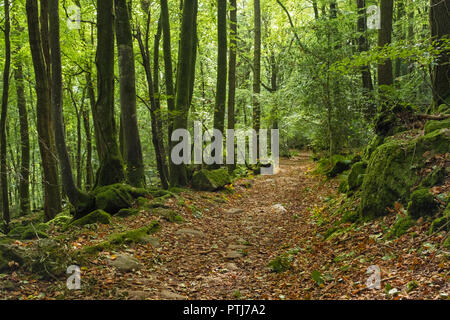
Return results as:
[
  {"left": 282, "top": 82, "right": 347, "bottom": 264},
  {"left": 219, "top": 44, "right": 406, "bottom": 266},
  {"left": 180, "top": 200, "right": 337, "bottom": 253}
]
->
[
  {"left": 14, "top": 60, "right": 31, "bottom": 216},
  {"left": 114, "top": 0, "right": 146, "bottom": 188},
  {"left": 169, "top": 0, "right": 197, "bottom": 187},
  {"left": 93, "top": 0, "right": 125, "bottom": 187},
  {"left": 26, "top": 0, "right": 62, "bottom": 221},
  {"left": 48, "top": 0, "right": 94, "bottom": 215},
  {"left": 1, "top": 0, "right": 11, "bottom": 228},
  {"left": 430, "top": 0, "right": 450, "bottom": 106}
]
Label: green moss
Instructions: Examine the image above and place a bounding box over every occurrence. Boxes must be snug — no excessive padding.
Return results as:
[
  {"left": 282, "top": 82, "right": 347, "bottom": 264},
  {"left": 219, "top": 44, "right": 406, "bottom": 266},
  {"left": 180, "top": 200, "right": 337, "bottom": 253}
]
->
[
  {"left": 267, "top": 253, "right": 292, "bottom": 273},
  {"left": 7, "top": 223, "right": 49, "bottom": 240},
  {"left": 360, "top": 129, "right": 450, "bottom": 219},
  {"left": 67, "top": 210, "right": 112, "bottom": 228},
  {"left": 387, "top": 216, "right": 416, "bottom": 239},
  {"left": 148, "top": 188, "right": 173, "bottom": 198},
  {"left": 93, "top": 184, "right": 136, "bottom": 214},
  {"left": 347, "top": 162, "right": 367, "bottom": 191},
  {"left": 443, "top": 236, "right": 450, "bottom": 249},
  {"left": 135, "top": 197, "right": 150, "bottom": 207},
  {"left": 407, "top": 188, "right": 438, "bottom": 218},
  {"left": 153, "top": 208, "right": 184, "bottom": 223},
  {"left": 424, "top": 118, "right": 450, "bottom": 135},
  {"left": 116, "top": 208, "right": 140, "bottom": 218},
  {"left": 363, "top": 135, "right": 385, "bottom": 160},
  {"left": 82, "top": 221, "right": 160, "bottom": 255},
  {"left": 338, "top": 179, "right": 349, "bottom": 194},
  {"left": 192, "top": 168, "right": 232, "bottom": 191},
  {"left": 46, "top": 211, "right": 73, "bottom": 228},
  {"left": 429, "top": 204, "right": 450, "bottom": 234}
]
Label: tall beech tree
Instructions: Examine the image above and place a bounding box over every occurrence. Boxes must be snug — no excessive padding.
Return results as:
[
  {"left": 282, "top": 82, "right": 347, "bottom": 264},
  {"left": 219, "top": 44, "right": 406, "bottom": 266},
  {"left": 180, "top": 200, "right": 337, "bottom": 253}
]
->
[
  {"left": 253, "top": 0, "right": 261, "bottom": 156},
  {"left": 170, "top": 0, "right": 197, "bottom": 186},
  {"left": 378, "top": 0, "right": 394, "bottom": 109},
  {"left": 1, "top": 0, "right": 11, "bottom": 228},
  {"left": 430, "top": 0, "right": 450, "bottom": 106},
  {"left": 213, "top": 0, "right": 228, "bottom": 165},
  {"left": 115, "top": 0, "right": 145, "bottom": 188},
  {"left": 48, "top": 0, "right": 94, "bottom": 215},
  {"left": 93, "top": 0, "right": 125, "bottom": 187},
  {"left": 227, "top": 0, "right": 238, "bottom": 172},
  {"left": 26, "top": 0, "right": 62, "bottom": 221}
]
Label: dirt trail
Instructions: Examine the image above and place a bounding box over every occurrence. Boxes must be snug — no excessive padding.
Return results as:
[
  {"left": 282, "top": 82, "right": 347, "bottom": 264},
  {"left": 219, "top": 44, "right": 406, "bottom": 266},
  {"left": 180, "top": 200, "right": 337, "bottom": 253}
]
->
[{"left": 140, "top": 152, "right": 337, "bottom": 300}]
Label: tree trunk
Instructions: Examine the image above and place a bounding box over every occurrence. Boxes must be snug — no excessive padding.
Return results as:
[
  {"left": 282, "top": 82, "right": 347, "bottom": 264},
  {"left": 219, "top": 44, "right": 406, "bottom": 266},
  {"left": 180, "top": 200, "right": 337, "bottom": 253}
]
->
[
  {"left": 430, "top": 0, "right": 450, "bottom": 106},
  {"left": 26, "top": 0, "right": 62, "bottom": 221},
  {"left": 93, "top": 0, "right": 125, "bottom": 187},
  {"left": 160, "top": 0, "right": 176, "bottom": 147},
  {"left": 227, "top": 0, "right": 237, "bottom": 172},
  {"left": 48, "top": 0, "right": 94, "bottom": 215},
  {"left": 213, "top": 0, "right": 227, "bottom": 166},
  {"left": 378, "top": 0, "right": 394, "bottom": 109},
  {"left": 115, "top": 0, "right": 146, "bottom": 187},
  {"left": 357, "top": 0, "right": 375, "bottom": 119},
  {"left": 1, "top": 0, "right": 11, "bottom": 228},
  {"left": 253, "top": 0, "right": 261, "bottom": 157},
  {"left": 14, "top": 60, "right": 31, "bottom": 216},
  {"left": 169, "top": 0, "right": 197, "bottom": 186}
]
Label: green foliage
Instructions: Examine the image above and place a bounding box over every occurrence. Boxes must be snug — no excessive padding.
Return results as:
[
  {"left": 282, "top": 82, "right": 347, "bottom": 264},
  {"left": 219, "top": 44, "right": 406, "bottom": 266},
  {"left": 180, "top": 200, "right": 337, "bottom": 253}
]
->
[
  {"left": 267, "top": 253, "right": 293, "bottom": 273},
  {"left": 387, "top": 216, "right": 416, "bottom": 239}
]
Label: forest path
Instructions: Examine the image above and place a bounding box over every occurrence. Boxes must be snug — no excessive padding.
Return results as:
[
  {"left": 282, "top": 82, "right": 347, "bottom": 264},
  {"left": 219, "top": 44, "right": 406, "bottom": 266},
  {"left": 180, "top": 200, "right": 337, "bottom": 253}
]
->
[{"left": 137, "top": 152, "right": 338, "bottom": 300}]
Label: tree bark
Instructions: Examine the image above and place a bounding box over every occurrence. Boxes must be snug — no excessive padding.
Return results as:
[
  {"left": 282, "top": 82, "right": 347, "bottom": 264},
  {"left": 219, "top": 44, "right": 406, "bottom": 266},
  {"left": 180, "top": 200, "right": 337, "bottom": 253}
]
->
[
  {"left": 228, "top": 0, "right": 237, "bottom": 172},
  {"left": 378, "top": 0, "right": 394, "bottom": 86},
  {"left": 115, "top": 0, "right": 146, "bottom": 187},
  {"left": 26, "top": 0, "right": 62, "bottom": 221},
  {"left": 1, "top": 0, "right": 11, "bottom": 228},
  {"left": 169, "top": 0, "right": 197, "bottom": 186},
  {"left": 93, "top": 0, "right": 125, "bottom": 187},
  {"left": 253, "top": 0, "right": 261, "bottom": 157},
  {"left": 430, "top": 0, "right": 450, "bottom": 106}
]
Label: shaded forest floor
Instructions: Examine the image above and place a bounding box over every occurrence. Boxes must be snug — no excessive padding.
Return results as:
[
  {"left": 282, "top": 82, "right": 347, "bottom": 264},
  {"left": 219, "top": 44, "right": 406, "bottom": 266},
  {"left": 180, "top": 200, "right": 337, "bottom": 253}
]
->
[{"left": 2, "top": 152, "right": 448, "bottom": 300}]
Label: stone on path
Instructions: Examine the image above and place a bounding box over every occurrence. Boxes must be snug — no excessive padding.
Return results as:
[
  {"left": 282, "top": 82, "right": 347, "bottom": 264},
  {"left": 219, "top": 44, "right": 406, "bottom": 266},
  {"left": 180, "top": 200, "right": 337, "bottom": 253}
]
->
[
  {"left": 271, "top": 204, "right": 287, "bottom": 213},
  {"left": 108, "top": 254, "right": 142, "bottom": 272},
  {"left": 224, "top": 208, "right": 245, "bottom": 214}
]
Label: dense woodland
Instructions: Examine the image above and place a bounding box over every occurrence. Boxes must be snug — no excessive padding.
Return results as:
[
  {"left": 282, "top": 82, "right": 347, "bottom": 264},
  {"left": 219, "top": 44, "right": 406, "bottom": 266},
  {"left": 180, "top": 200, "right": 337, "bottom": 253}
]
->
[{"left": 0, "top": 0, "right": 449, "bottom": 300}]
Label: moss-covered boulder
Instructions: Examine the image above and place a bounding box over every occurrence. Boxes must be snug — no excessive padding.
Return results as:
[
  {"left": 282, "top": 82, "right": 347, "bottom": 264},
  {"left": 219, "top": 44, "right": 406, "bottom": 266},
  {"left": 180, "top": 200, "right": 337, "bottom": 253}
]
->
[
  {"left": 153, "top": 208, "right": 184, "bottom": 223},
  {"left": 424, "top": 117, "right": 450, "bottom": 135},
  {"left": 83, "top": 221, "right": 160, "bottom": 254},
  {"left": 67, "top": 210, "right": 112, "bottom": 228},
  {"left": 363, "top": 135, "right": 385, "bottom": 160},
  {"left": 116, "top": 208, "right": 140, "bottom": 218},
  {"left": 347, "top": 162, "right": 367, "bottom": 191},
  {"left": 46, "top": 211, "right": 73, "bottom": 228},
  {"left": 93, "top": 184, "right": 148, "bottom": 214},
  {"left": 192, "top": 168, "right": 232, "bottom": 191},
  {"left": 326, "top": 159, "right": 352, "bottom": 178},
  {"left": 387, "top": 216, "right": 416, "bottom": 239},
  {"left": 360, "top": 129, "right": 450, "bottom": 219},
  {"left": 0, "top": 243, "right": 27, "bottom": 272},
  {"left": 407, "top": 188, "right": 438, "bottom": 218},
  {"left": 7, "top": 223, "right": 49, "bottom": 240}
]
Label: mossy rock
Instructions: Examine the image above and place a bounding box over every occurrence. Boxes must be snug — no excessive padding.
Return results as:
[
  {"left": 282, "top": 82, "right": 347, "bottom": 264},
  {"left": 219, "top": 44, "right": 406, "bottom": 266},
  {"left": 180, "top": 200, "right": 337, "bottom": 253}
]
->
[
  {"left": 7, "top": 223, "right": 49, "bottom": 240},
  {"left": 360, "top": 129, "right": 450, "bottom": 219},
  {"left": 93, "top": 184, "right": 144, "bottom": 214},
  {"left": 0, "top": 243, "right": 27, "bottom": 272},
  {"left": 347, "top": 162, "right": 367, "bottom": 191},
  {"left": 116, "top": 208, "right": 140, "bottom": 218},
  {"left": 387, "top": 216, "right": 416, "bottom": 239},
  {"left": 326, "top": 159, "right": 352, "bottom": 178},
  {"left": 153, "top": 208, "right": 184, "bottom": 223},
  {"left": 424, "top": 117, "right": 450, "bottom": 135},
  {"left": 46, "top": 211, "right": 73, "bottom": 228},
  {"left": 83, "top": 221, "right": 160, "bottom": 254},
  {"left": 146, "top": 199, "right": 170, "bottom": 209},
  {"left": 267, "top": 253, "right": 293, "bottom": 273},
  {"left": 407, "top": 188, "right": 438, "bottom": 218},
  {"left": 192, "top": 168, "right": 232, "bottom": 191},
  {"left": 135, "top": 197, "right": 150, "bottom": 207},
  {"left": 67, "top": 210, "right": 112, "bottom": 228},
  {"left": 374, "top": 111, "right": 397, "bottom": 137},
  {"left": 148, "top": 188, "right": 173, "bottom": 198},
  {"left": 363, "top": 135, "right": 385, "bottom": 160},
  {"left": 444, "top": 236, "right": 450, "bottom": 249},
  {"left": 338, "top": 179, "right": 349, "bottom": 194}
]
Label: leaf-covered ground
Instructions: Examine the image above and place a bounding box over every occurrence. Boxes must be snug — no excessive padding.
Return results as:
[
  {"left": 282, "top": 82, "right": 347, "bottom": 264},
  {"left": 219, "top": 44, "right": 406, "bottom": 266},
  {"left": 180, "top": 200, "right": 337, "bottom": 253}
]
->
[{"left": 1, "top": 153, "right": 448, "bottom": 300}]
